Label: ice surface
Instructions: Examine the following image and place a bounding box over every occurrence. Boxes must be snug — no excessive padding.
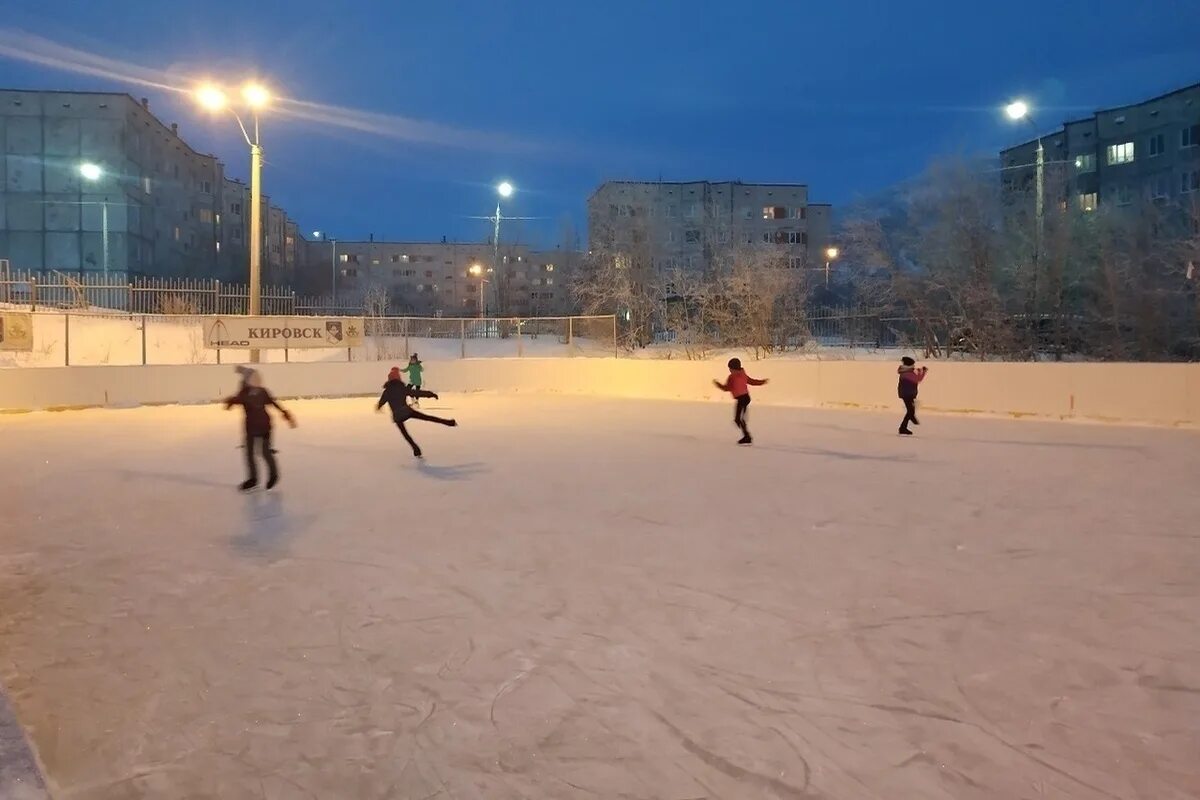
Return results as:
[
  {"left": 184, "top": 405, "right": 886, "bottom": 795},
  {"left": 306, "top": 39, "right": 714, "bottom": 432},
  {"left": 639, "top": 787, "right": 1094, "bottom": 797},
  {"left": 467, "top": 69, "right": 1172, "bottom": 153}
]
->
[{"left": 1, "top": 396, "right": 1198, "bottom": 799}]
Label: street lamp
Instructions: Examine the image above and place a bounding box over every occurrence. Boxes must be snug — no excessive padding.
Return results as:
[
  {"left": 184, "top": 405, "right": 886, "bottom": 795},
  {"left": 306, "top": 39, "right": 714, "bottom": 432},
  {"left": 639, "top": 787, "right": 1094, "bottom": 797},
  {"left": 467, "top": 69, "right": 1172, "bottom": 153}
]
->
[
  {"left": 312, "top": 230, "right": 338, "bottom": 301},
  {"left": 469, "top": 262, "right": 489, "bottom": 318},
  {"left": 195, "top": 81, "right": 272, "bottom": 360},
  {"left": 491, "top": 181, "right": 513, "bottom": 314},
  {"left": 78, "top": 162, "right": 109, "bottom": 275},
  {"left": 1005, "top": 97, "right": 1045, "bottom": 314},
  {"left": 823, "top": 246, "right": 839, "bottom": 287}
]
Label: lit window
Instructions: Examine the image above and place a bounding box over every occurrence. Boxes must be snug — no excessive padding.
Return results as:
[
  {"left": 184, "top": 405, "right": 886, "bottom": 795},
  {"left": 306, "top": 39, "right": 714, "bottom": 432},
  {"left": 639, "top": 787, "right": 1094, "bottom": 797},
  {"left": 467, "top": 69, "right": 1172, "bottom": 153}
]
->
[
  {"left": 198, "top": 209, "right": 213, "bottom": 224},
  {"left": 216, "top": 241, "right": 221, "bottom": 253},
  {"left": 1182, "top": 170, "right": 1199, "bottom": 194},
  {"left": 1148, "top": 133, "right": 1165, "bottom": 157},
  {"left": 143, "top": 176, "right": 152, "bottom": 194},
  {"left": 339, "top": 253, "right": 349, "bottom": 263},
  {"left": 173, "top": 226, "right": 180, "bottom": 241},
  {"left": 545, "top": 264, "right": 554, "bottom": 271},
  {"left": 390, "top": 255, "right": 400, "bottom": 263},
  {"left": 546, "top": 277, "right": 553, "bottom": 286},
  {"left": 371, "top": 258, "right": 380, "bottom": 265},
  {"left": 1182, "top": 124, "right": 1200, "bottom": 149},
  {"left": 1074, "top": 153, "right": 1096, "bottom": 173},
  {"left": 762, "top": 206, "right": 787, "bottom": 220},
  {"left": 1078, "top": 192, "right": 1098, "bottom": 212},
  {"left": 1106, "top": 142, "right": 1134, "bottom": 165},
  {"left": 215, "top": 213, "right": 221, "bottom": 225}
]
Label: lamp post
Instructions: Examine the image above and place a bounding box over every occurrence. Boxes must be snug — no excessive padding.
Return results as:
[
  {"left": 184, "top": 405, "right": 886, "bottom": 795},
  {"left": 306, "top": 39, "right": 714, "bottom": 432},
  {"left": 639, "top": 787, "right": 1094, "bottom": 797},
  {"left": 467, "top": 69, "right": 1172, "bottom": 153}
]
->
[
  {"left": 823, "top": 246, "right": 839, "bottom": 288},
  {"left": 196, "top": 82, "right": 271, "bottom": 360},
  {"left": 78, "top": 162, "right": 109, "bottom": 275},
  {"left": 492, "top": 181, "right": 513, "bottom": 314},
  {"left": 469, "top": 262, "right": 489, "bottom": 318},
  {"left": 313, "top": 230, "right": 337, "bottom": 301},
  {"left": 1005, "top": 98, "right": 1045, "bottom": 323}
]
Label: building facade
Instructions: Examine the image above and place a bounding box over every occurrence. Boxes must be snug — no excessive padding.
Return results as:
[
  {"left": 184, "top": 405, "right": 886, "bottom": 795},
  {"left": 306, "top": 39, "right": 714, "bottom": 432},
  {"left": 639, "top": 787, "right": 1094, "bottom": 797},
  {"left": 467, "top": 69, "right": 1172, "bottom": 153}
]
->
[
  {"left": 0, "top": 89, "right": 299, "bottom": 282},
  {"left": 298, "top": 238, "right": 578, "bottom": 317},
  {"left": 1001, "top": 82, "right": 1200, "bottom": 214},
  {"left": 587, "top": 180, "right": 832, "bottom": 273}
]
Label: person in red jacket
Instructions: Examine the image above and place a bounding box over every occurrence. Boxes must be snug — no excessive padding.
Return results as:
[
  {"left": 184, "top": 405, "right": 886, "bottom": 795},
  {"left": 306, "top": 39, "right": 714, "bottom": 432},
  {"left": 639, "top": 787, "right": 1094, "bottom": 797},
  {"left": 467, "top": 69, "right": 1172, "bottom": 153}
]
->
[
  {"left": 713, "top": 357, "right": 768, "bottom": 445},
  {"left": 224, "top": 368, "right": 296, "bottom": 491},
  {"left": 897, "top": 356, "right": 929, "bottom": 435}
]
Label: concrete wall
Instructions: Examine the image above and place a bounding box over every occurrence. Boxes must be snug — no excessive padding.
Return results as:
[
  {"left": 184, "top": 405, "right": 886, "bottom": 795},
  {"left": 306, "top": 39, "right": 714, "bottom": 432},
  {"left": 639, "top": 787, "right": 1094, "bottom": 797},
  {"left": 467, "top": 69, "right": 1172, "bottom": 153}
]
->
[{"left": 2, "top": 358, "right": 1199, "bottom": 428}]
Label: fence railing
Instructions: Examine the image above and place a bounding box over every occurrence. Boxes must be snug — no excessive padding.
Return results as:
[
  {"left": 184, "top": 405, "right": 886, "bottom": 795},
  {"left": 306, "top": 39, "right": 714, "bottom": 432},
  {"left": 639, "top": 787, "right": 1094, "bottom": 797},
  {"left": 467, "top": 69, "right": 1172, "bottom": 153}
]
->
[
  {"left": 0, "top": 268, "right": 363, "bottom": 316},
  {"left": 0, "top": 311, "right": 619, "bottom": 368}
]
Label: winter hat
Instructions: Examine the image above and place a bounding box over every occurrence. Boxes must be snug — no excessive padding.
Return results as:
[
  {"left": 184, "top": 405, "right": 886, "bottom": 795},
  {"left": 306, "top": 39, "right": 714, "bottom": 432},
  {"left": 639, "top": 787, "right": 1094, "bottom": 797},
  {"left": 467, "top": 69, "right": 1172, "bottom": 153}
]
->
[
  {"left": 901, "top": 356, "right": 916, "bottom": 366},
  {"left": 727, "top": 357, "right": 742, "bottom": 371},
  {"left": 388, "top": 366, "right": 402, "bottom": 381}
]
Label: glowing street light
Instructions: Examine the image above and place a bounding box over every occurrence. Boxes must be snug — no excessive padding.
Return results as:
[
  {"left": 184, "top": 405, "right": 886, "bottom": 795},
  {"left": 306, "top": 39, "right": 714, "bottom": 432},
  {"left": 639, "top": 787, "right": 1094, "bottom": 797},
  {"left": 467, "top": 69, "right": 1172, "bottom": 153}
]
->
[
  {"left": 823, "top": 246, "right": 839, "bottom": 287},
  {"left": 79, "top": 162, "right": 109, "bottom": 274},
  {"left": 194, "top": 80, "right": 274, "bottom": 359},
  {"left": 469, "top": 262, "right": 489, "bottom": 318},
  {"left": 497, "top": 181, "right": 514, "bottom": 198},
  {"left": 1004, "top": 100, "right": 1029, "bottom": 121}
]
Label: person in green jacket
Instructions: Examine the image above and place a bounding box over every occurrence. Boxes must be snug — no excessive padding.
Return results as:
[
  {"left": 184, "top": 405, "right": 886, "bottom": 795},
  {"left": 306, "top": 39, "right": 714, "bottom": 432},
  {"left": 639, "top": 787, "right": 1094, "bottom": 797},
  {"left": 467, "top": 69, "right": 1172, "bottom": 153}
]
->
[{"left": 400, "top": 354, "right": 424, "bottom": 406}]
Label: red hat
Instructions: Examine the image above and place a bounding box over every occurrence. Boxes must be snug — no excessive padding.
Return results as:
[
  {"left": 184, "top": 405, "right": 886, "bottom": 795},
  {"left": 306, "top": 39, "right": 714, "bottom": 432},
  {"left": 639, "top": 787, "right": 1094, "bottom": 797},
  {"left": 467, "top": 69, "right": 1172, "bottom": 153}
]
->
[{"left": 388, "top": 366, "right": 401, "bottom": 380}]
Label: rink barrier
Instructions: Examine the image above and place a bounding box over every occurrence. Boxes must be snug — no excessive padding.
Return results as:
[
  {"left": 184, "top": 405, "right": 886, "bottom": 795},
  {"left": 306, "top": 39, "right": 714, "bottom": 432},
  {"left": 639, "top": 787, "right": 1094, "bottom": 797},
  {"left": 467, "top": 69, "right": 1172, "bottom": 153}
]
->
[{"left": 1, "top": 359, "right": 1199, "bottom": 428}]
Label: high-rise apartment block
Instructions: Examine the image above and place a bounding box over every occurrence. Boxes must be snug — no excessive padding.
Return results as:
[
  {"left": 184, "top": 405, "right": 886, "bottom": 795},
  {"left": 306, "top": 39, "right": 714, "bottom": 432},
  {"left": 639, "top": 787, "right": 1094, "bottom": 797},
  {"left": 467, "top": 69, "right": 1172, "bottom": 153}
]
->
[
  {"left": 0, "top": 89, "right": 300, "bottom": 283},
  {"left": 587, "top": 180, "right": 832, "bottom": 273},
  {"left": 1001, "top": 82, "right": 1200, "bottom": 214}
]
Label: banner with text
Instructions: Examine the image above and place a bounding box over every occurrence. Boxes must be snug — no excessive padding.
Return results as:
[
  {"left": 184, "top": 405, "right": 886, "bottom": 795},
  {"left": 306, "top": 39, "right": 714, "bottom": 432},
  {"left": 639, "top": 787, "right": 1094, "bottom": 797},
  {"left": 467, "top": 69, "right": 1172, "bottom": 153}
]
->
[
  {"left": 0, "top": 312, "right": 33, "bottom": 351},
  {"left": 203, "top": 316, "right": 364, "bottom": 349}
]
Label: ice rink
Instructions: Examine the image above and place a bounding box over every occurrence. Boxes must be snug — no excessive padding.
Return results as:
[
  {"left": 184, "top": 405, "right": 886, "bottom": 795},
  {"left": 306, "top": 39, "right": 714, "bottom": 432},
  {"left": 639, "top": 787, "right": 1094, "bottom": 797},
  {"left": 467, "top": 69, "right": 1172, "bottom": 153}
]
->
[{"left": 1, "top": 394, "right": 1198, "bottom": 799}]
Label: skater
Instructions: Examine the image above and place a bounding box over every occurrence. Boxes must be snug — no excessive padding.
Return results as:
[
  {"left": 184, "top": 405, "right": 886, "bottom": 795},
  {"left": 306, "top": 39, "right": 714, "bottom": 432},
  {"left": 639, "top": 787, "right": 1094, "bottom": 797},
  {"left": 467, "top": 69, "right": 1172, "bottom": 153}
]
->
[
  {"left": 897, "top": 356, "right": 929, "bottom": 436},
  {"left": 400, "top": 354, "right": 424, "bottom": 407},
  {"left": 224, "top": 368, "right": 296, "bottom": 491},
  {"left": 377, "top": 366, "right": 457, "bottom": 458},
  {"left": 713, "top": 357, "right": 768, "bottom": 445}
]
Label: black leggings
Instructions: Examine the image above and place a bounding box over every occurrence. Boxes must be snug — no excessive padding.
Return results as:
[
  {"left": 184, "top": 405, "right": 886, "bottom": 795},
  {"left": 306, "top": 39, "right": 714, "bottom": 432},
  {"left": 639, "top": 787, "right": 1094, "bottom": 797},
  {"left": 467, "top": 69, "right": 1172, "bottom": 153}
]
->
[
  {"left": 734, "top": 395, "right": 751, "bottom": 437},
  {"left": 394, "top": 411, "right": 455, "bottom": 455},
  {"left": 244, "top": 432, "right": 276, "bottom": 483},
  {"left": 900, "top": 397, "right": 918, "bottom": 431}
]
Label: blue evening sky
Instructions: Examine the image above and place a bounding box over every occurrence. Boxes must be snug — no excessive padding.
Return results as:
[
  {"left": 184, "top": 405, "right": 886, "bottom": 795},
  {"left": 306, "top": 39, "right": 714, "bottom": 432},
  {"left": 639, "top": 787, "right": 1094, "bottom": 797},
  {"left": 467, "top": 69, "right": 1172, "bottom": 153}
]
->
[{"left": 3, "top": 0, "right": 1198, "bottom": 247}]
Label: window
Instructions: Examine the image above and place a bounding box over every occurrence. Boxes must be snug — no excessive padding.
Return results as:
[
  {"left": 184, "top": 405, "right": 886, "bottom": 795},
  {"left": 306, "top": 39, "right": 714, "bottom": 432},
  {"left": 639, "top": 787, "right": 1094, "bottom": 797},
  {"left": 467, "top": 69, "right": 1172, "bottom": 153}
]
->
[
  {"left": 425, "top": 270, "right": 433, "bottom": 278},
  {"left": 173, "top": 226, "right": 180, "bottom": 241},
  {"left": 665, "top": 204, "right": 677, "bottom": 217},
  {"left": 1075, "top": 153, "right": 1096, "bottom": 173},
  {"left": 546, "top": 277, "right": 553, "bottom": 286},
  {"left": 215, "top": 213, "right": 221, "bottom": 225},
  {"left": 230, "top": 202, "right": 241, "bottom": 214},
  {"left": 742, "top": 232, "right": 755, "bottom": 245},
  {"left": 216, "top": 241, "right": 221, "bottom": 253},
  {"left": 1182, "top": 170, "right": 1200, "bottom": 194},
  {"left": 1151, "top": 174, "right": 1171, "bottom": 200},
  {"left": 201, "top": 180, "right": 212, "bottom": 193},
  {"left": 423, "top": 255, "right": 434, "bottom": 262},
  {"left": 717, "top": 230, "right": 729, "bottom": 244},
  {"left": 339, "top": 253, "right": 349, "bottom": 263},
  {"left": 371, "top": 258, "right": 380, "bottom": 265},
  {"left": 1114, "top": 185, "right": 1133, "bottom": 206},
  {"left": 787, "top": 231, "right": 807, "bottom": 245},
  {"left": 763, "top": 232, "right": 772, "bottom": 243},
  {"left": 342, "top": 268, "right": 357, "bottom": 278},
  {"left": 404, "top": 269, "right": 416, "bottom": 277},
  {"left": 143, "top": 176, "right": 152, "bottom": 194},
  {"left": 684, "top": 229, "right": 701, "bottom": 243},
  {"left": 198, "top": 209, "right": 213, "bottom": 224},
  {"left": 667, "top": 231, "right": 677, "bottom": 243},
  {"left": 533, "top": 277, "right": 542, "bottom": 286},
  {"left": 788, "top": 257, "right": 805, "bottom": 269},
  {"left": 1182, "top": 124, "right": 1200, "bottom": 149},
  {"left": 684, "top": 203, "right": 699, "bottom": 218},
  {"left": 1148, "top": 133, "right": 1165, "bottom": 157},
  {"left": 762, "top": 206, "right": 787, "bottom": 220},
  {"left": 545, "top": 264, "right": 555, "bottom": 272},
  {"left": 793, "top": 207, "right": 807, "bottom": 220},
  {"left": 390, "top": 255, "right": 400, "bottom": 263},
  {"left": 743, "top": 209, "right": 754, "bottom": 220},
  {"left": 1078, "top": 192, "right": 1098, "bottom": 212},
  {"left": 1107, "top": 141, "right": 1134, "bottom": 165}
]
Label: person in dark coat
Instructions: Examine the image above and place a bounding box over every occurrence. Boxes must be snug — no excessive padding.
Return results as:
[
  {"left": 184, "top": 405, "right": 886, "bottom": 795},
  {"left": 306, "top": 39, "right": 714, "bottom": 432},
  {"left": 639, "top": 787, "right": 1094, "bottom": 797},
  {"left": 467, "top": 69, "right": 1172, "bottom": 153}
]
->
[
  {"left": 713, "top": 357, "right": 768, "bottom": 445},
  {"left": 897, "top": 356, "right": 929, "bottom": 436},
  {"left": 377, "top": 366, "right": 457, "bottom": 458},
  {"left": 224, "top": 368, "right": 296, "bottom": 490}
]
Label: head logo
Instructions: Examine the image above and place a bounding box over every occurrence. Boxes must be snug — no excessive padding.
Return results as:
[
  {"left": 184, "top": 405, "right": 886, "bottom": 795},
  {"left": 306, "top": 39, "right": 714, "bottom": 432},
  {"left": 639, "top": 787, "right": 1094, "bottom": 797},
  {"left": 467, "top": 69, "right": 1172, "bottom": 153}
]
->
[{"left": 325, "top": 320, "right": 344, "bottom": 344}]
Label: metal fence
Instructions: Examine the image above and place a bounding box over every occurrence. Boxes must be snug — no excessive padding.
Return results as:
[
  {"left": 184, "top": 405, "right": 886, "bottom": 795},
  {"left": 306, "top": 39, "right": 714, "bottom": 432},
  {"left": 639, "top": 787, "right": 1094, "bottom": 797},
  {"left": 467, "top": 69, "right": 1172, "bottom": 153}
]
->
[
  {"left": 0, "top": 311, "right": 619, "bottom": 368},
  {"left": 0, "top": 268, "right": 362, "bottom": 316}
]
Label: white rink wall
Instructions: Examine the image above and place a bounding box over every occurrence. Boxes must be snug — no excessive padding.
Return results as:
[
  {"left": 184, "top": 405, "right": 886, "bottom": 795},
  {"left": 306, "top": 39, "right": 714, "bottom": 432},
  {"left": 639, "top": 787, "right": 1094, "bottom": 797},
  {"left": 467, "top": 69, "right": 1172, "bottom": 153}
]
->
[{"left": 2, "top": 357, "right": 1199, "bottom": 428}]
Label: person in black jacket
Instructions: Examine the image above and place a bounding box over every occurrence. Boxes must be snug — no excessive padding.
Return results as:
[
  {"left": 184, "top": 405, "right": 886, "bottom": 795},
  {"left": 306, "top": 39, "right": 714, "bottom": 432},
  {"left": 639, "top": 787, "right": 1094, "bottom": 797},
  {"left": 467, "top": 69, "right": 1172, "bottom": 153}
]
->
[
  {"left": 897, "top": 356, "right": 929, "bottom": 436},
  {"left": 377, "top": 366, "right": 457, "bottom": 458},
  {"left": 224, "top": 368, "right": 296, "bottom": 490}
]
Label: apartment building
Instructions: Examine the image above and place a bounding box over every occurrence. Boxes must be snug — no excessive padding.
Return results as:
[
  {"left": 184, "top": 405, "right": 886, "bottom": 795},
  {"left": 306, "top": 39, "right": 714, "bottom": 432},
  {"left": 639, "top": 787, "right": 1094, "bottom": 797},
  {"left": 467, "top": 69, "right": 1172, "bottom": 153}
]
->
[
  {"left": 0, "top": 88, "right": 299, "bottom": 281},
  {"left": 587, "top": 180, "right": 832, "bottom": 273},
  {"left": 299, "top": 238, "right": 578, "bottom": 317},
  {"left": 1001, "top": 81, "right": 1200, "bottom": 214}
]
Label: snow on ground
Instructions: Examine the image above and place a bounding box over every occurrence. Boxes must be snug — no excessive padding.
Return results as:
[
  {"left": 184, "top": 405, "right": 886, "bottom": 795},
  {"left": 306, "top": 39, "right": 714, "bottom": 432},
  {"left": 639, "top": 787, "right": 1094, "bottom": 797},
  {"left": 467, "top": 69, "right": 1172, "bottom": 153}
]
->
[{"left": 1, "top": 396, "right": 1198, "bottom": 799}]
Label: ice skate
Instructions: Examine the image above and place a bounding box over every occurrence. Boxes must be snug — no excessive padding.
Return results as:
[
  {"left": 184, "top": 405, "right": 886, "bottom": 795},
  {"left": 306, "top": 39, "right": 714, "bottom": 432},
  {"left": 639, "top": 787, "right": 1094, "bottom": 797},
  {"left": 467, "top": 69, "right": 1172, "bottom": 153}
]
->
[
  {"left": 239, "top": 478, "right": 258, "bottom": 491},
  {"left": 737, "top": 434, "right": 752, "bottom": 445},
  {"left": 266, "top": 474, "right": 279, "bottom": 490},
  {"left": 898, "top": 428, "right": 913, "bottom": 436}
]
